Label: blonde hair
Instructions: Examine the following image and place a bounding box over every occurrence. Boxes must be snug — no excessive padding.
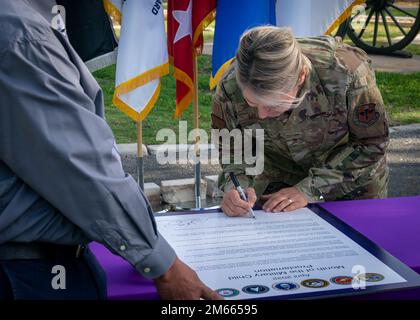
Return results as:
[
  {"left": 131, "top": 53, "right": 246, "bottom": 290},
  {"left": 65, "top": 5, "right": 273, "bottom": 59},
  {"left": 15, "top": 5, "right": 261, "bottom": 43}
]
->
[{"left": 235, "top": 26, "right": 310, "bottom": 108}]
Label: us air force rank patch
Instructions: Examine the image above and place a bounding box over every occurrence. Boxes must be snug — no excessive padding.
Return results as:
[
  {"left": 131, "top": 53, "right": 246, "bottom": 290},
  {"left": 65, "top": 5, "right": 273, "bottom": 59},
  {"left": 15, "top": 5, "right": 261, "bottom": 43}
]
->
[{"left": 354, "top": 103, "right": 380, "bottom": 127}]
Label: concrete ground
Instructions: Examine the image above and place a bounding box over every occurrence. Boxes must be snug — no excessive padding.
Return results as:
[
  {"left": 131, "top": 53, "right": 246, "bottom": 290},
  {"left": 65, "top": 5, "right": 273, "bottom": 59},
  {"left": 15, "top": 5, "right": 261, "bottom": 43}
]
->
[
  {"left": 370, "top": 54, "right": 420, "bottom": 73},
  {"left": 387, "top": 125, "right": 420, "bottom": 197},
  {"left": 120, "top": 124, "right": 420, "bottom": 203}
]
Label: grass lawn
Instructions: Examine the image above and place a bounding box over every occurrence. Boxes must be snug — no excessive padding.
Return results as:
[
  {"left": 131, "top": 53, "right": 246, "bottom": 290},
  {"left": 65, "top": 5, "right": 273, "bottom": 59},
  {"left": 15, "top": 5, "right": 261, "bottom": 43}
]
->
[
  {"left": 376, "top": 71, "right": 420, "bottom": 125},
  {"left": 93, "top": 55, "right": 420, "bottom": 144}
]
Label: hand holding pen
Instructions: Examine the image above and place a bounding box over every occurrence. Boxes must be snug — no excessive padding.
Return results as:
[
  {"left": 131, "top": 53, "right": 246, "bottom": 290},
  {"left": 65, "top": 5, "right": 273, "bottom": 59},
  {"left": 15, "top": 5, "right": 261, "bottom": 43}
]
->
[{"left": 220, "top": 173, "right": 257, "bottom": 218}]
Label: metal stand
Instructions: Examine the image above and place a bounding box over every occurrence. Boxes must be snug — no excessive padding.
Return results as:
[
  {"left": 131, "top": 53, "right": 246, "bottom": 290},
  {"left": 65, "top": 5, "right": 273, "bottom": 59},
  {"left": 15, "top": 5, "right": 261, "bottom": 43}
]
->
[
  {"left": 137, "top": 156, "right": 144, "bottom": 191},
  {"left": 192, "top": 56, "right": 202, "bottom": 209},
  {"left": 137, "top": 121, "right": 144, "bottom": 191},
  {"left": 194, "top": 161, "right": 202, "bottom": 208}
]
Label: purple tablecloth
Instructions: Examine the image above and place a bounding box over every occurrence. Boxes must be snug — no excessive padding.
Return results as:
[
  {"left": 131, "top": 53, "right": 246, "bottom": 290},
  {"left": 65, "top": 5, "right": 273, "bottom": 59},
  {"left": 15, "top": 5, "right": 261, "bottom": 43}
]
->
[{"left": 90, "top": 196, "right": 420, "bottom": 300}]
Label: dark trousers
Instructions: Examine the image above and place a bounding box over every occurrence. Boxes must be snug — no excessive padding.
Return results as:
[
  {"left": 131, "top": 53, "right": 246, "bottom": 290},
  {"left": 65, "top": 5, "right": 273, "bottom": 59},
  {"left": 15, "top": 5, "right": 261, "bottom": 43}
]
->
[{"left": 0, "top": 247, "right": 107, "bottom": 300}]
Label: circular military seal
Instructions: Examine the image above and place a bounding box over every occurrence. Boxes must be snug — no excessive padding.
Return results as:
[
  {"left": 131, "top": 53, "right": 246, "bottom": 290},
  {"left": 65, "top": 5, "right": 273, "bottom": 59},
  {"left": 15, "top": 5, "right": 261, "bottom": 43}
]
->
[
  {"left": 300, "top": 279, "right": 330, "bottom": 288},
  {"left": 330, "top": 276, "right": 354, "bottom": 285},
  {"left": 242, "top": 285, "right": 270, "bottom": 295},
  {"left": 216, "top": 288, "right": 240, "bottom": 298},
  {"left": 357, "top": 273, "right": 385, "bottom": 282},
  {"left": 272, "top": 282, "right": 300, "bottom": 291}
]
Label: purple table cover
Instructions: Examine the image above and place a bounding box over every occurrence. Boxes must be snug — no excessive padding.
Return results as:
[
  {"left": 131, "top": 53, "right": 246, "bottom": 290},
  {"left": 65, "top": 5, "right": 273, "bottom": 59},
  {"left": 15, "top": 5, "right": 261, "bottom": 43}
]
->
[{"left": 90, "top": 196, "right": 420, "bottom": 300}]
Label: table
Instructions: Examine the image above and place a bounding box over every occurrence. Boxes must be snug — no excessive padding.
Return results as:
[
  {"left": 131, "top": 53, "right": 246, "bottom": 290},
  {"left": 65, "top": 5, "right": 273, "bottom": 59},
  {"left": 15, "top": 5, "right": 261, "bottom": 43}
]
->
[{"left": 90, "top": 196, "right": 420, "bottom": 300}]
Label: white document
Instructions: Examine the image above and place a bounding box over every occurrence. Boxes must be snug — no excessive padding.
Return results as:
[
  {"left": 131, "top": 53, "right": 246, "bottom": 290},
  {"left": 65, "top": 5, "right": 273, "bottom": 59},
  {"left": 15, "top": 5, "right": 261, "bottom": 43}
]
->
[{"left": 156, "top": 208, "right": 406, "bottom": 299}]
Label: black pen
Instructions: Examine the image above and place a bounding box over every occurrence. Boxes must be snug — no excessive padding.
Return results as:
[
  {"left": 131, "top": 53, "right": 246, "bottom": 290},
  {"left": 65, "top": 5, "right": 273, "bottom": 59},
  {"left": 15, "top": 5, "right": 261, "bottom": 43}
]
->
[{"left": 229, "top": 172, "right": 256, "bottom": 219}]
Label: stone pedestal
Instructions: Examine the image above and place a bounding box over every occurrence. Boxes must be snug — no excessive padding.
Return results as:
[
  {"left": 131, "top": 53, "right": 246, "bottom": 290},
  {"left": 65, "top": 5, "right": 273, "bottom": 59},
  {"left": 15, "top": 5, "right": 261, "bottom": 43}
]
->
[
  {"left": 161, "top": 178, "right": 207, "bottom": 204},
  {"left": 204, "top": 175, "right": 224, "bottom": 198}
]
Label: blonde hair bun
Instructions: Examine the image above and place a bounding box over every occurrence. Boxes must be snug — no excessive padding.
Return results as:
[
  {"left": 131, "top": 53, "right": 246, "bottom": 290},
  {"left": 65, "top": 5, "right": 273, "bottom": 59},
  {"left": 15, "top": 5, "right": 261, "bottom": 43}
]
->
[{"left": 235, "top": 26, "right": 309, "bottom": 107}]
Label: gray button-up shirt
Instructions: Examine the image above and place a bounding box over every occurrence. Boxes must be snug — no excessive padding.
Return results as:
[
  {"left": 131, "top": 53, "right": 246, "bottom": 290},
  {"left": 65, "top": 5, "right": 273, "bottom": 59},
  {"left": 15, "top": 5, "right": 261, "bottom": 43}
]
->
[{"left": 0, "top": 0, "right": 176, "bottom": 279}]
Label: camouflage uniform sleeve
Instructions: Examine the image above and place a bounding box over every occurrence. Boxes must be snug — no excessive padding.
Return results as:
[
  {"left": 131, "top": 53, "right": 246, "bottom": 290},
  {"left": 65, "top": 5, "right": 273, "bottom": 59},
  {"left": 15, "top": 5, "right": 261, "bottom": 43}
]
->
[
  {"left": 295, "top": 59, "right": 389, "bottom": 202},
  {"left": 211, "top": 82, "right": 255, "bottom": 193}
]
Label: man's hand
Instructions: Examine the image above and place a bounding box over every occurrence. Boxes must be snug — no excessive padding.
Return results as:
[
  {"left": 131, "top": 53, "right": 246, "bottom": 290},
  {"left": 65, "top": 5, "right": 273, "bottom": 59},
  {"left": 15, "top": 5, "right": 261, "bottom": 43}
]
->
[
  {"left": 221, "top": 188, "right": 257, "bottom": 217},
  {"left": 260, "top": 187, "right": 308, "bottom": 212},
  {"left": 154, "top": 257, "right": 223, "bottom": 300}
]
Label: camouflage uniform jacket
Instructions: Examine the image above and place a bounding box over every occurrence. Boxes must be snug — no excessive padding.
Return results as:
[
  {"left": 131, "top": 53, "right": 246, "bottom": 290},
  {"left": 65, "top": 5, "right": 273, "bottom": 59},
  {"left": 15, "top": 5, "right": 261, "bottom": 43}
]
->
[{"left": 211, "top": 36, "right": 389, "bottom": 202}]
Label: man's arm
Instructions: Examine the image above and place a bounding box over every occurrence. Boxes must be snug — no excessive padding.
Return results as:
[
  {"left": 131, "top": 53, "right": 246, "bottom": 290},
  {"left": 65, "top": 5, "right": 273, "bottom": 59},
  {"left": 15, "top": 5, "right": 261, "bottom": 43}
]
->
[
  {"left": 295, "top": 62, "right": 389, "bottom": 201},
  {"left": 0, "top": 36, "right": 174, "bottom": 279}
]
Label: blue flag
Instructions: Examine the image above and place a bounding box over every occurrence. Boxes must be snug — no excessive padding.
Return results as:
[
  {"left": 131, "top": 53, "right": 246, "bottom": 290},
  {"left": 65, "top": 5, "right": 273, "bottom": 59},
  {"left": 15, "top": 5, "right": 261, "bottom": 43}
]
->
[{"left": 210, "top": 0, "right": 276, "bottom": 90}]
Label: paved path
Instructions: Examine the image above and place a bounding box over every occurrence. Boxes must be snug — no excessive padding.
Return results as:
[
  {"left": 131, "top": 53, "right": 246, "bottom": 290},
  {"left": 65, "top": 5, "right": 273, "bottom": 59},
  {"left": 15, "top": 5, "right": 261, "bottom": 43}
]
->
[
  {"left": 387, "top": 125, "right": 420, "bottom": 197},
  {"left": 370, "top": 54, "right": 420, "bottom": 73}
]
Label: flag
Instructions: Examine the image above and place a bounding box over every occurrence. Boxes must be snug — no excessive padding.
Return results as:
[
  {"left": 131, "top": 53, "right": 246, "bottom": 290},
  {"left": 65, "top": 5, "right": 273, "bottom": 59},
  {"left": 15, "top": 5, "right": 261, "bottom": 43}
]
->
[
  {"left": 210, "top": 0, "right": 276, "bottom": 90},
  {"left": 103, "top": 0, "right": 169, "bottom": 122},
  {"left": 192, "top": 0, "right": 216, "bottom": 56},
  {"left": 167, "top": 0, "right": 216, "bottom": 118},
  {"left": 275, "top": 0, "right": 366, "bottom": 37},
  {"left": 60, "top": 0, "right": 118, "bottom": 68}
]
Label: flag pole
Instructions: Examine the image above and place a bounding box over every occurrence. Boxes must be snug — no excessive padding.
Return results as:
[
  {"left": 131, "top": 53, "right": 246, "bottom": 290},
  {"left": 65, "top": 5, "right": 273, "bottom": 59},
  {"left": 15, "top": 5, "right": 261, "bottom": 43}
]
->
[
  {"left": 193, "top": 55, "right": 202, "bottom": 209},
  {"left": 137, "top": 121, "right": 145, "bottom": 191}
]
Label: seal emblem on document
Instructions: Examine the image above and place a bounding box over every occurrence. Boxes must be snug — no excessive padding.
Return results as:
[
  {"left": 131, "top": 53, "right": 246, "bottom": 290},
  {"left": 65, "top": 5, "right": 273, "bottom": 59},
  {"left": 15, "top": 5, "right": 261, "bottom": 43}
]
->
[
  {"left": 242, "top": 285, "right": 270, "bottom": 294},
  {"left": 272, "top": 282, "right": 300, "bottom": 291},
  {"left": 357, "top": 273, "right": 385, "bottom": 282},
  {"left": 301, "top": 279, "right": 330, "bottom": 288},
  {"left": 330, "top": 276, "right": 354, "bottom": 285},
  {"left": 216, "top": 288, "right": 240, "bottom": 297}
]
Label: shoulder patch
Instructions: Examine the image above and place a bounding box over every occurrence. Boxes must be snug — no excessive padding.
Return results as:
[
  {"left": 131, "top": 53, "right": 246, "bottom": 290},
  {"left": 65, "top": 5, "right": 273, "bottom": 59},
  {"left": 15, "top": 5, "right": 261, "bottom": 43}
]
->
[{"left": 353, "top": 103, "right": 380, "bottom": 127}]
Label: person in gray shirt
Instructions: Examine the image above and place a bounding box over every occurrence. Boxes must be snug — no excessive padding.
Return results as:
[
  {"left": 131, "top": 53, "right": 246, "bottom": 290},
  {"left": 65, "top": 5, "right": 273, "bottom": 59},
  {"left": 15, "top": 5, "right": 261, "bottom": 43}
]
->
[{"left": 0, "top": 0, "right": 221, "bottom": 300}]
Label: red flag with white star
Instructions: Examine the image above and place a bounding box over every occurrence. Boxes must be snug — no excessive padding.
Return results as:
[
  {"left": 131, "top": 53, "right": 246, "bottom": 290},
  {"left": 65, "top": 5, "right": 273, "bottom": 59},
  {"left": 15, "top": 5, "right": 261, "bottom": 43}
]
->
[{"left": 167, "top": 0, "right": 215, "bottom": 118}]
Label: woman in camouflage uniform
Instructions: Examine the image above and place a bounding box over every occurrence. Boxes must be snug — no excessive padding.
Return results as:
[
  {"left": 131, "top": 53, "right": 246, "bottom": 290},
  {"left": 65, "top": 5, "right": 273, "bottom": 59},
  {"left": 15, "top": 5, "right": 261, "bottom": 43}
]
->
[{"left": 211, "top": 26, "right": 389, "bottom": 217}]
